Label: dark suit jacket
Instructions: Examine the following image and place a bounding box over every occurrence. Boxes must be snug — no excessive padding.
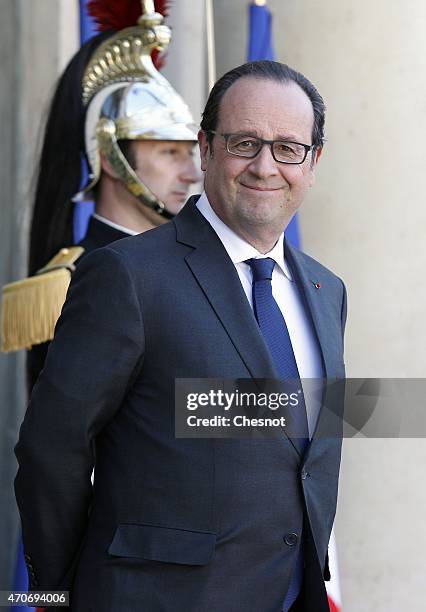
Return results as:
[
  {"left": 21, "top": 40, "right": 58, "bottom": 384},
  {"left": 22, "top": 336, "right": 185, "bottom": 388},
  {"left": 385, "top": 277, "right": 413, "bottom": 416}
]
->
[
  {"left": 15, "top": 197, "right": 347, "bottom": 612},
  {"left": 26, "top": 216, "right": 129, "bottom": 392}
]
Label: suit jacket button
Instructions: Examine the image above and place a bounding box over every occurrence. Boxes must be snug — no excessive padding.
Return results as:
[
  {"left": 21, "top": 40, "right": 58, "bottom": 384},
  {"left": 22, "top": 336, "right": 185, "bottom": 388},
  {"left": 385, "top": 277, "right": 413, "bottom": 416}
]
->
[
  {"left": 284, "top": 533, "right": 298, "bottom": 546},
  {"left": 301, "top": 468, "right": 309, "bottom": 480}
]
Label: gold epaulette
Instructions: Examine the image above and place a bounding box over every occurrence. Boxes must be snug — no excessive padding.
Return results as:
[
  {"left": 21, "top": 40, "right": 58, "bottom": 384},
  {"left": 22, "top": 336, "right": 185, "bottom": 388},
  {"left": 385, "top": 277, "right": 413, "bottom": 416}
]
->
[{"left": 1, "top": 246, "right": 84, "bottom": 353}]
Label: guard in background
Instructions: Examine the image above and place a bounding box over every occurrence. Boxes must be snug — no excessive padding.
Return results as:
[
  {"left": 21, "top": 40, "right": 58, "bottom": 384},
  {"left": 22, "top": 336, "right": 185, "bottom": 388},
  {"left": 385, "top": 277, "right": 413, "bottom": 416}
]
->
[{"left": 1, "top": 0, "right": 200, "bottom": 391}]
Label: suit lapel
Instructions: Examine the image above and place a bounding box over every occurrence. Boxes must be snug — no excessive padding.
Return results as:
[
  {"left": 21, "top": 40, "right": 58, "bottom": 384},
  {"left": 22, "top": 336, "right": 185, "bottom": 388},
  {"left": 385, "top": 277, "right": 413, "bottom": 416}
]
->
[
  {"left": 285, "top": 241, "right": 345, "bottom": 453},
  {"left": 285, "top": 241, "right": 335, "bottom": 380},
  {"left": 174, "top": 198, "right": 277, "bottom": 380}
]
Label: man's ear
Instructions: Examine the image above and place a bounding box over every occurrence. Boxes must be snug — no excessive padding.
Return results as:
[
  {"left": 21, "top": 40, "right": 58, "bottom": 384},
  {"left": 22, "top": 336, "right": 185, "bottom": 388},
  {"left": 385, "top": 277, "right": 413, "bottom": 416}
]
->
[
  {"left": 314, "top": 147, "right": 323, "bottom": 164},
  {"left": 198, "top": 130, "right": 210, "bottom": 171},
  {"left": 100, "top": 154, "right": 120, "bottom": 180},
  {"left": 308, "top": 146, "right": 323, "bottom": 187}
]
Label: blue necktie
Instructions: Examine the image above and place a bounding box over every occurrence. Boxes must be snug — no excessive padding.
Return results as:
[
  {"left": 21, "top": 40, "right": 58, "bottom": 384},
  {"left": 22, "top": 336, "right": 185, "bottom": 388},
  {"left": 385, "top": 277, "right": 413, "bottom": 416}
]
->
[{"left": 245, "top": 257, "right": 308, "bottom": 611}]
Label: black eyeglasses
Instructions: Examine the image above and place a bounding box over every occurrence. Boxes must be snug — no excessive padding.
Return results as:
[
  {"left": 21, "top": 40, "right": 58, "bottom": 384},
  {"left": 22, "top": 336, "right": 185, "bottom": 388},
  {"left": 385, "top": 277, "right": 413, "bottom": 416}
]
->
[{"left": 208, "top": 131, "right": 313, "bottom": 165}]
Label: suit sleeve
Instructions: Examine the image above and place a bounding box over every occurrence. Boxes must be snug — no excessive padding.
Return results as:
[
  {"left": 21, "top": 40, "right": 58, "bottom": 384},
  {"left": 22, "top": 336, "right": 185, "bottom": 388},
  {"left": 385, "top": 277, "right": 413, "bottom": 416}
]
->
[{"left": 14, "top": 246, "right": 145, "bottom": 590}]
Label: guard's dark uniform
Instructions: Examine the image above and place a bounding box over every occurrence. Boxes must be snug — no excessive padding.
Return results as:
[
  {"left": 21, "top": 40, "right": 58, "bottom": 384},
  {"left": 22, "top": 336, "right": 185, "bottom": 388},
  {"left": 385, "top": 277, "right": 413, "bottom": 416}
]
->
[{"left": 26, "top": 218, "right": 129, "bottom": 391}]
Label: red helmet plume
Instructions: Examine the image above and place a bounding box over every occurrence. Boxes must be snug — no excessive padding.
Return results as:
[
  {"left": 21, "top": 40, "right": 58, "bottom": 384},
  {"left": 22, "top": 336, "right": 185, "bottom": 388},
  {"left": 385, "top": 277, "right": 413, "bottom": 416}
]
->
[
  {"left": 87, "top": 0, "right": 170, "bottom": 32},
  {"left": 87, "top": 0, "right": 171, "bottom": 68}
]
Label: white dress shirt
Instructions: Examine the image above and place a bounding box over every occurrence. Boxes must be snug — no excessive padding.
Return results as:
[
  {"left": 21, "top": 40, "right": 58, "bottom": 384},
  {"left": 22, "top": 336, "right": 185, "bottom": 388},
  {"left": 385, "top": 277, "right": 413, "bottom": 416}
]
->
[{"left": 196, "top": 192, "right": 323, "bottom": 438}]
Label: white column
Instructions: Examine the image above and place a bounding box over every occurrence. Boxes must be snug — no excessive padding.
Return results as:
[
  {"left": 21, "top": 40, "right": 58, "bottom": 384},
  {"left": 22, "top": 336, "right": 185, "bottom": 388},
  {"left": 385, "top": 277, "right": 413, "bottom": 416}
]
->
[
  {"left": 161, "top": 0, "right": 207, "bottom": 126},
  {"left": 161, "top": 0, "right": 207, "bottom": 195}
]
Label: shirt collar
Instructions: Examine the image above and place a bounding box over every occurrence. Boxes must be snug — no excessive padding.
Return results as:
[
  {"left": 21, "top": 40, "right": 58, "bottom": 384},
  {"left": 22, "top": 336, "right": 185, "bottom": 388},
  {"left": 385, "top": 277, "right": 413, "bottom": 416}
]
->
[
  {"left": 92, "top": 213, "right": 139, "bottom": 236},
  {"left": 196, "top": 191, "right": 292, "bottom": 280}
]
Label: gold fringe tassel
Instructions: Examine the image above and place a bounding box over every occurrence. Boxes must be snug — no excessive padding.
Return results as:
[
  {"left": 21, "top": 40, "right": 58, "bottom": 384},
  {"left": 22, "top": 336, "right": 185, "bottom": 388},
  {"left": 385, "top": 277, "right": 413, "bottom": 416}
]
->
[{"left": 1, "top": 269, "right": 72, "bottom": 352}]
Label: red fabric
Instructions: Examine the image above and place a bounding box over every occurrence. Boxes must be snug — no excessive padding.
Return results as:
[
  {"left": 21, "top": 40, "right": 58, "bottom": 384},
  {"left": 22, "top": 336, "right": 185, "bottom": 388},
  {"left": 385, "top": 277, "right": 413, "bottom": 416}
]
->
[
  {"left": 328, "top": 595, "right": 340, "bottom": 612},
  {"left": 87, "top": 0, "right": 170, "bottom": 68},
  {"left": 87, "top": 0, "right": 170, "bottom": 31}
]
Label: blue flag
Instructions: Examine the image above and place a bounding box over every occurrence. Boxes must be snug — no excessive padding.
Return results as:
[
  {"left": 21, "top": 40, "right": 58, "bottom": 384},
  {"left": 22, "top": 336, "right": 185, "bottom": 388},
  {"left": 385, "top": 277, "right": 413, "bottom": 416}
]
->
[
  {"left": 247, "top": 2, "right": 300, "bottom": 248},
  {"left": 248, "top": 3, "right": 274, "bottom": 61},
  {"left": 79, "top": 0, "right": 98, "bottom": 43},
  {"left": 11, "top": 539, "right": 34, "bottom": 612},
  {"left": 73, "top": 0, "right": 98, "bottom": 243}
]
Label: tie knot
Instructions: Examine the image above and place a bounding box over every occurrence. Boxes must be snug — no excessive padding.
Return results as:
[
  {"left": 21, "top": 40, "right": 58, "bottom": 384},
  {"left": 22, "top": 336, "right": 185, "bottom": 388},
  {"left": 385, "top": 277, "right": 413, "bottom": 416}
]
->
[{"left": 245, "top": 257, "right": 276, "bottom": 282}]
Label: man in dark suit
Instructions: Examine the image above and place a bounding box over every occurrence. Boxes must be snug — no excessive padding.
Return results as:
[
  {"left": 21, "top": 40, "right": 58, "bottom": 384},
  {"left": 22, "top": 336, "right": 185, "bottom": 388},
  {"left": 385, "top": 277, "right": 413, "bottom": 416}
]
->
[{"left": 15, "top": 60, "right": 347, "bottom": 611}]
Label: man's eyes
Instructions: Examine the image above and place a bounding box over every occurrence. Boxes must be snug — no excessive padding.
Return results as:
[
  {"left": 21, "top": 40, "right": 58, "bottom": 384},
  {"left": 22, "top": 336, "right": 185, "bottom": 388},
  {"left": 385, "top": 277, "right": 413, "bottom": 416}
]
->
[
  {"left": 275, "top": 143, "right": 295, "bottom": 153},
  {"left": 161, "top": 147, "right": 180, "bottom": 156},
  {"left": 233, "top": 138, "right": 258, "bottom": 149},
  {"left": 160, "top": 146, "right": 195, "bottom": 158},
  {"left": 233, "top": 139, "right": 296, "bottom": 153}
]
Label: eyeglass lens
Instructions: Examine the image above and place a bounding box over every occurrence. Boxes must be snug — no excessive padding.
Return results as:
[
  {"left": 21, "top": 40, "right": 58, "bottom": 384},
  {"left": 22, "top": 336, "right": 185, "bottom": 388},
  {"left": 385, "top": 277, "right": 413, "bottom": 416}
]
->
[{"left": 226, "top": 134, "right": 307, "bottom": 163}]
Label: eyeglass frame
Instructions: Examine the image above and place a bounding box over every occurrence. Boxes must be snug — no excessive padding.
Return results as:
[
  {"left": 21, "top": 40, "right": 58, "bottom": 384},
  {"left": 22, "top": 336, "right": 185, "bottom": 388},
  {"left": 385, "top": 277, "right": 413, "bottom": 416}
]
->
[{"left": 207, "top": 130, "right": 315, "bottom": 165}]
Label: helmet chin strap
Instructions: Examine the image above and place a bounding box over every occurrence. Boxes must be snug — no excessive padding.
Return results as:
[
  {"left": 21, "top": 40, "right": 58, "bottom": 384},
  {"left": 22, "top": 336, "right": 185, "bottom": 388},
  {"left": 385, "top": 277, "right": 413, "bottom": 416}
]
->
[{"left": 96, "top": 118, "right": 175, "bottom": 221}]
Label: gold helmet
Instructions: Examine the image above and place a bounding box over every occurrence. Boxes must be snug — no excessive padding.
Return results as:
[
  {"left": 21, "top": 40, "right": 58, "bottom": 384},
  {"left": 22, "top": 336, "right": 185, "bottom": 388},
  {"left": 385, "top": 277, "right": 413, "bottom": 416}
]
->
[{"left": 75, "top": 0, "right": 198, "bottom": 218}]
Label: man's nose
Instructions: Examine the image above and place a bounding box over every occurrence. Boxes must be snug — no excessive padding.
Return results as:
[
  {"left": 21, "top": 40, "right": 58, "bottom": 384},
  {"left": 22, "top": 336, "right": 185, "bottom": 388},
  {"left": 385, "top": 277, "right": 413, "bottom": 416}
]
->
[
  {"left": 247, "top": 144, "right": 279, "bottom": 178},
  {"left": 182, "top": 157, "right": 203, "bottom": 184}
]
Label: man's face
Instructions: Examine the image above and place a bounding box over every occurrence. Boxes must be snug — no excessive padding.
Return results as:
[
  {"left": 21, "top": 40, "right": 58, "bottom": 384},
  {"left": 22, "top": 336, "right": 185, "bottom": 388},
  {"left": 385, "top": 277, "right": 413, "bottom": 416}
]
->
[
  {"left": 199, "top": 77, "right": 321, "bottom": 241},
  {"left": 131, "top": 140, "right": 201, "bottom": 215}
]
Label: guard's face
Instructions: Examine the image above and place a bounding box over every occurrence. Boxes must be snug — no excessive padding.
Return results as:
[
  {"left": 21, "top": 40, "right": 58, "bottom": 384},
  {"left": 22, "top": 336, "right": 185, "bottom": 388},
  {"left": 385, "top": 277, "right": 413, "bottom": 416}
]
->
[
  {"left": 199, "top": 77, "right": 321, "bottom": 241},
  {"left": 131, "top": 140, "right": 201, "bottom": 215}
]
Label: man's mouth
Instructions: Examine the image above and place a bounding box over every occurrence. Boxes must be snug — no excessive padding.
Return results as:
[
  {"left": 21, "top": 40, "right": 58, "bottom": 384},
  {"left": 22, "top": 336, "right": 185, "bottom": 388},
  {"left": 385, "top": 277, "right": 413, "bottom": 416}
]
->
[{"left": 240, "top": 183, "right": 283, "bottom": 192}]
